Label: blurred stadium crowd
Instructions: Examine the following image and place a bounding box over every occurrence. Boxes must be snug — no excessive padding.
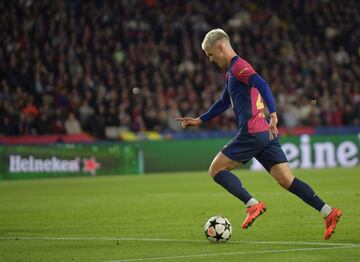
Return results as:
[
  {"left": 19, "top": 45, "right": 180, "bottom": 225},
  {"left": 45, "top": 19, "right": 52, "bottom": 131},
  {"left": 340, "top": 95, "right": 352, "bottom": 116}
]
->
[{"left": 1, "top": 0, "right": 360, "bottom": 137}]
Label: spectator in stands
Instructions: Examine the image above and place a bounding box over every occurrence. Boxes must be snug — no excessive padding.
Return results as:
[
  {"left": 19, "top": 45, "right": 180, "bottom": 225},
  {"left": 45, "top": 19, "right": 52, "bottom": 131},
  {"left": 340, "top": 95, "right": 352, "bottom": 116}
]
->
[
  {"left": 22, "top": 97, "right": 39, "bottom": 118},
  {"left": 78, "top": 99, "right": 95, "bottom": 132},
  {"left": 0, "top": 0, "right": 359, "bottom": 138},
  {"left": 64, "top": 112, "right": 82, "bottom": 135},
  {"left": 36, "top": 114, "right": 52, "bottom": 135},
  {"left": 93, "top": 104, "right": 107, "bottom": 138}
]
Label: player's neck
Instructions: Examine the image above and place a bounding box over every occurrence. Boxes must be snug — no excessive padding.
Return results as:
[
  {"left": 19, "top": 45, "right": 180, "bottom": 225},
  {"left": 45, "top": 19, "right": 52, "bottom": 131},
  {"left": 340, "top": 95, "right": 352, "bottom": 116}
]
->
[{"left": 225, "top": 49, "right": 238, "bottom": 68}]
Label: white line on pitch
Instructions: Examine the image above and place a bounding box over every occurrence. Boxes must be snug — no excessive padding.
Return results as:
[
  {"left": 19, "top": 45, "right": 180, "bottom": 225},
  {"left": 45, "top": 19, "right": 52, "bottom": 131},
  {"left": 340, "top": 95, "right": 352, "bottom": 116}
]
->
[
  {"left": 105, "top": 245, "right": 360, "bottom": 262},
  {"left": 0, "top": 236, "right": 359, "bottom": 247}
]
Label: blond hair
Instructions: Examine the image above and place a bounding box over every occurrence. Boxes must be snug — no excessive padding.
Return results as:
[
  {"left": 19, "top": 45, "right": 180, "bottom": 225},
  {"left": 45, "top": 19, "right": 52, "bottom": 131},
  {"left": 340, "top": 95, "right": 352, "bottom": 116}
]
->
[{"left": 201, "top": 28, "right": 230, "bottom": 50}]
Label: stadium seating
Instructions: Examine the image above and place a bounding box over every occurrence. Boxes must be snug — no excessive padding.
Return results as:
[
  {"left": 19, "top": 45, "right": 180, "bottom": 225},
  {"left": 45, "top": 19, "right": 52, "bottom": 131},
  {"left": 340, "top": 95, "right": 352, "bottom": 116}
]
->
[{"left": 1, "top": 0, "right": 359, "bottom": 138}]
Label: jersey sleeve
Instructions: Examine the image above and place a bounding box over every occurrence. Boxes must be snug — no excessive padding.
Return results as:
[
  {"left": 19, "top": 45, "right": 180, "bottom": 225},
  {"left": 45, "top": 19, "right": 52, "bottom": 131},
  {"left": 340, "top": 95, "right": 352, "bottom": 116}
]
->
[
  {"left": 231, "top": 59, "right": 256, "bottom": 85},
  {"left": 199, "top": 86, "right": 231, "bottom": 122},
  {"left": 249, "top": 73, "right": 276, "bottom": 113}
]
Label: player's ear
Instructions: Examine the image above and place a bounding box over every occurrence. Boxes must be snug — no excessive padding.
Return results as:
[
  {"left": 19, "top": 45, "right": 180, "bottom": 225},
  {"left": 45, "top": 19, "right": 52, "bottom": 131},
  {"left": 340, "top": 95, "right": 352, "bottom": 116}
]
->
[
  {"left": 215, "top": 41, "right": 222, "bottom": 50},
  {"left": 217, "top": 41, "right": 226, "bottom": 53}
]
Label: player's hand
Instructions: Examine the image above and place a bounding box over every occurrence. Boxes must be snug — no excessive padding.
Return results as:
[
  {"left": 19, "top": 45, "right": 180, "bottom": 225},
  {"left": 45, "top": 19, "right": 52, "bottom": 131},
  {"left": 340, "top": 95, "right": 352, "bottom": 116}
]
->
[
  {"left": 268, "top": 113, "right": 279, "bottom": 140},
  {"left": 175, "top": 117, "right": 202, "bottom": 128}
]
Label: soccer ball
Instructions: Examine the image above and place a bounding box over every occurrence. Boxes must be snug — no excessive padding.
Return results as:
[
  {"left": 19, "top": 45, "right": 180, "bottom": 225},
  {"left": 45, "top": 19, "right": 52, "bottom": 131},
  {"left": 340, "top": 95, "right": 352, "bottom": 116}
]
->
[{"left": 204, "top": 215, "right": 232, "bottom": 243}]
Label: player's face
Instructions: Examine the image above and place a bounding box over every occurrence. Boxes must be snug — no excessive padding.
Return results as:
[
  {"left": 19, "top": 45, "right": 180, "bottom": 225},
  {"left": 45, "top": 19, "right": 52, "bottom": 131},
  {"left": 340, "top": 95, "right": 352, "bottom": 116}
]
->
[{"left": 204, "top": 45, "right": 226, "bottom": 68}]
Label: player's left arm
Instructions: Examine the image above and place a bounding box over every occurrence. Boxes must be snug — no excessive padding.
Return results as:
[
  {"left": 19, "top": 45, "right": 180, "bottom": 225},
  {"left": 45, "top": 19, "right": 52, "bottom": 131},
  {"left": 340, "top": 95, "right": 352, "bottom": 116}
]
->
[
  {"left": 232, "top": 59, "right": 279, "bottom": 139},
  {"left": 249, "top": 73, "right": 279, "bottom": 140}
]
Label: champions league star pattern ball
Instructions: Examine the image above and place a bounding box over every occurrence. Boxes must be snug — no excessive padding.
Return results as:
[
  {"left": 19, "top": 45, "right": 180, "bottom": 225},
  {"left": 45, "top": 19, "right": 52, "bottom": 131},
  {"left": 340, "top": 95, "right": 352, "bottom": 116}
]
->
[{"left": 204, "top": 216, "right": 232, "bottom": 243}]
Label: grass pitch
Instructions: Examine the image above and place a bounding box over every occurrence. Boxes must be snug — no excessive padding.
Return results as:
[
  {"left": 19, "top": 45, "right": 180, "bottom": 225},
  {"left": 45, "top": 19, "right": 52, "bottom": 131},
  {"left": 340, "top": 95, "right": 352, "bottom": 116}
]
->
[{"left": 0, "top": 168, "right": 359, "bottom": 261}]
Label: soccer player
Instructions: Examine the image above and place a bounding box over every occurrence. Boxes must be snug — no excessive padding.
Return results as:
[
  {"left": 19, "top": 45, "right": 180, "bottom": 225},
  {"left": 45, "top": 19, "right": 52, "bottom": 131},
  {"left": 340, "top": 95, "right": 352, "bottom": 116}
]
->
[{"left": 176, "top": 28, "right": 342, "bottom": 240}]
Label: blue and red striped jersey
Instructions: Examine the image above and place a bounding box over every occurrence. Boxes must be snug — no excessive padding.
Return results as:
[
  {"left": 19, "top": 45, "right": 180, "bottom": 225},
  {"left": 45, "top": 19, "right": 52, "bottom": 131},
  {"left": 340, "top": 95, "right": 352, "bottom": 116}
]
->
[{"left": 200, "top": 56, "right": 276, "bottom": 134}]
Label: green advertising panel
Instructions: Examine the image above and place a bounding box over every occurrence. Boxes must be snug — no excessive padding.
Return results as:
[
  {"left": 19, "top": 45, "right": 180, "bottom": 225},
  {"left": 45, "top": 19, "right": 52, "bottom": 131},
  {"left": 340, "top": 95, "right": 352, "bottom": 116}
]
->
[
  {"left": 138, "top": 138, "right": 226, "bottom": 173},
  {"left": 0, "top": 134, "right": 358, "bottom": 179},
  {"left": 250, "top": 134, "right": 360, "bottom": 171},
  {"left": 137, "top": 134, "right": 360, "bottom": 173},
  {"left": 0, "top": 143, "right": 140, "bottom": 180}
]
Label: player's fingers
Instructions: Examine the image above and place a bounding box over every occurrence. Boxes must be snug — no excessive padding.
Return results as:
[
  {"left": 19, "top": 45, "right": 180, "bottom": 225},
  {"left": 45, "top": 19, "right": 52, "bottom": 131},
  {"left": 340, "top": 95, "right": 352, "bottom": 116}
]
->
[
  {"left": 270, "top": 125, "right": 278, "bottom": 140},
  {"left": 271, "top": 129, "right": 277, "bottom": 138},
  {"left": 269, "top": 130, "right": 274, "bottom": 140},
  {"left": 274, "top": 126, "right": 279, "bottom": 137}
]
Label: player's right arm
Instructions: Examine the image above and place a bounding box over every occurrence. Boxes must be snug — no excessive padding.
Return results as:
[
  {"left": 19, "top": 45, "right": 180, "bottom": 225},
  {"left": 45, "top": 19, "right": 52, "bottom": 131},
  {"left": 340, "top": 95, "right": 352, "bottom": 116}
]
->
[
  {"left": 175, "top": 116, "right": 202, "bottom": 128},
  {"left": 176, "top": 86, "right": 230, "bottom": 128},
  {"left": 199, "top": 87, "right": 231, "bottom": 122}
]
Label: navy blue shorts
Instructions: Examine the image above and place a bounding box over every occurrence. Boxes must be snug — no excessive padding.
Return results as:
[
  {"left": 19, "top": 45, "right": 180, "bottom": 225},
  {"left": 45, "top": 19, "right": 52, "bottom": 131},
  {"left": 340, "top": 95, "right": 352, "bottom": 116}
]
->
[{"left": 221, "top": 131, "right": 288, "bottom": 173}]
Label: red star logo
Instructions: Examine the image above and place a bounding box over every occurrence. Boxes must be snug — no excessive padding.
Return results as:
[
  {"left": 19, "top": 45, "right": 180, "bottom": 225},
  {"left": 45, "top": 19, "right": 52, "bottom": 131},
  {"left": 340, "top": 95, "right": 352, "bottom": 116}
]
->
[{"left": 82, "top": 158, "right": 100, "bottom": 175}]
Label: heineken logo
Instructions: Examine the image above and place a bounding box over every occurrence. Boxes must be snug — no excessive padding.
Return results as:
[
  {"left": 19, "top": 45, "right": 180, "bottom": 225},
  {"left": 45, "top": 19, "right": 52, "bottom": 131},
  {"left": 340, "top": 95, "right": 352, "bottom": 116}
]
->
[
  {"left": 82, "top": 157, "right": 101, "bottom": 175},
  {"left": 9, "top": 155, "right": 101, "bottom": 175},
  {"left": 251, "top": 134, "right": 359, "bottom": 170}
]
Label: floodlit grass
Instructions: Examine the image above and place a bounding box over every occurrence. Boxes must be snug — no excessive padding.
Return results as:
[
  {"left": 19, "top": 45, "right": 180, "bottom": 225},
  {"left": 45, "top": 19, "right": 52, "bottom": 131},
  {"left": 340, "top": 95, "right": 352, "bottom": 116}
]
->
[{"left": 0, "top": 168, "right": 359, "bottom": 261}]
